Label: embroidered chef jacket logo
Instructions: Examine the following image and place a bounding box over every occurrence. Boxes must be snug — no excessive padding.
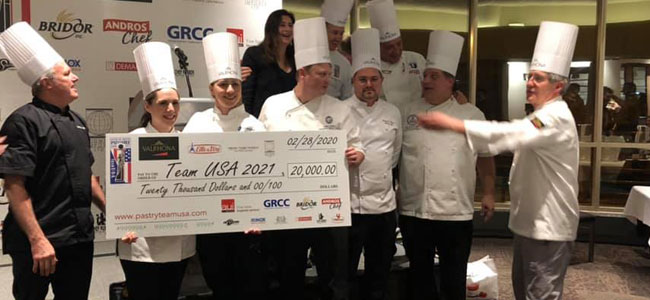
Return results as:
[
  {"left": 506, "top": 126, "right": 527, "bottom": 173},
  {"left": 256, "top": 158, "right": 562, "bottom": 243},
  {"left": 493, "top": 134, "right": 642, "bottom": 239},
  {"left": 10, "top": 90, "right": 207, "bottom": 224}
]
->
[
  {"left": 406, "top": 114, "right": 418, "bottom": 127},
  {"left": 530, "top": 117, "right": 545, "bottom": 129}
]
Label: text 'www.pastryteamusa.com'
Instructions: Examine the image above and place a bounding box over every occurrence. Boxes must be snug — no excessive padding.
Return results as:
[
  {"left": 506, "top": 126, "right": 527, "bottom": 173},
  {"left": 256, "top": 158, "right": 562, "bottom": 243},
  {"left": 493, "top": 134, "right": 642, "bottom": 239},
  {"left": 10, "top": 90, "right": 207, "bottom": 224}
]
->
[{"left": 114, "top": 210, "right": 208, "bottom": 222}]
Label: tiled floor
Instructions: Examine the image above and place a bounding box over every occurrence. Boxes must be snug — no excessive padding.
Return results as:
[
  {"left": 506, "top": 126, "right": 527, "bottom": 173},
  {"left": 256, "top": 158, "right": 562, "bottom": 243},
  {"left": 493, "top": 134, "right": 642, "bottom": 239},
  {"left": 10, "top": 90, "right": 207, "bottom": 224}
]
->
[{"left": 1, "top": 238, "right": 650, "bottom": 299}]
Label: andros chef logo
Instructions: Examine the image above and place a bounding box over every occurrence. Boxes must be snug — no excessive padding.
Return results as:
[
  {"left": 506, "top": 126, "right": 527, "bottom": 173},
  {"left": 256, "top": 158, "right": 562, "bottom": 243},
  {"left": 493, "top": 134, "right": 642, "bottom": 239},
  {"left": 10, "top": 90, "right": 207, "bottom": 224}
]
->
[{"left": 110, "top": 138, "right": 132, "bottom": 184}]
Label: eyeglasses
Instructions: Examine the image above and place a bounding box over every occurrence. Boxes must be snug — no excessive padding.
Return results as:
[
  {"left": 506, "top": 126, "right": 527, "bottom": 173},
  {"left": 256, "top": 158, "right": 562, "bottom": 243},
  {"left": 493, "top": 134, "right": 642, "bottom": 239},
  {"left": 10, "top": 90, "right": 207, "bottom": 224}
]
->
[{"left": 524, "top": 73, "right": 549, "bottom": 83}]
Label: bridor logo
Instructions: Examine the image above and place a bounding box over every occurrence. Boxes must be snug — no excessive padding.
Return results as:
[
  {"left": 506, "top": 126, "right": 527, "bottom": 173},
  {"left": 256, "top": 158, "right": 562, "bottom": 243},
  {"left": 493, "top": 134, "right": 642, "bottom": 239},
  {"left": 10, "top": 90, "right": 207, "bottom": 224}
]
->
[
  {"left": 103, "top": 19, "right": 152, "bottom": 45},
  {"left": 38, "top": 10, "right": 93, "bottom": 40}
]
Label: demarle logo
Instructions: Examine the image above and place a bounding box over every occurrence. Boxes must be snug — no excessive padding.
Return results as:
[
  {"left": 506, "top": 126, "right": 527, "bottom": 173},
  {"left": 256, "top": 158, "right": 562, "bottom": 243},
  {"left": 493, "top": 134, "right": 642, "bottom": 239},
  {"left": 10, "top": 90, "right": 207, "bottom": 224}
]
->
[
  {"left": 38, "top": 10, "right": 93, "bottom": 40},
  {"left": 298, "top": 216, "right": 312, "bottom": 222},
  {"left": 0, "top": 59, "right": 15, "bottom": 71},
  {"left": 189, "top": 143, "right": 221, "bottom": 154},
  {"left": 227, "top": 28, "right": 244, "bottom": 46},
  {"left": 138, "top": 137, "right": 179, "bottom": 160},
  {"left": 103, "top": 19, "right": 152, "bottom": 44},
  {"left": 221, "top": 199, "right": 235, "bottom": 212},
  {"left": 296, "top": 197, "right": 317, "bottom": 210},
  {"left": 106, "top": 61, "right": 137, "bottom": 71}
]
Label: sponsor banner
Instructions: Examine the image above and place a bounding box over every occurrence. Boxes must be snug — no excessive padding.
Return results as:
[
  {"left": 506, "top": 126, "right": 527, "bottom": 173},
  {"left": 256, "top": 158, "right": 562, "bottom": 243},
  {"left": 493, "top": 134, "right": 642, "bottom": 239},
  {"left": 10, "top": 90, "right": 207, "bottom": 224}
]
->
[
  {"left": 106, "top": 61, "right": 137, "bottom": 71},
  {"left": 0, "top": 0, "right": 282, "bottom": 255},
  {"left": 37, "top": 10, "right": 93, "bottom": 40},
  {"left": 105, "top": 131, "right": 351, "bottom": 238},
  {"left": 103, "top": 18, "right": 152, "bottom": 45}
]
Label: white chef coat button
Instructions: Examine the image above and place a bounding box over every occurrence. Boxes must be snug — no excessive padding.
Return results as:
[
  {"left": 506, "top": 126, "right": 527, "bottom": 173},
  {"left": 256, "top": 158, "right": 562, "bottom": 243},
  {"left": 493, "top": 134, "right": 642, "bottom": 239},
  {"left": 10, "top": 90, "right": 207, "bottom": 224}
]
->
[
  {"left": 451, "top": 169, "right": 455, "bottom": 173},
  {"left": 451, "top": 190, "right": 455, "bottom": 194}
]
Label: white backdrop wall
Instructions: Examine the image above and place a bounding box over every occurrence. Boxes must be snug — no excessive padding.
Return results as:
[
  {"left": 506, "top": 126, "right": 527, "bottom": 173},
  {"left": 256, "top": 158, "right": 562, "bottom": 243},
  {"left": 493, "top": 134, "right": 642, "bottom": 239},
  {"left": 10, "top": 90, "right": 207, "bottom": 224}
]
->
[{"left": 0, "top": 0, "right": 282, "bottom": 261}]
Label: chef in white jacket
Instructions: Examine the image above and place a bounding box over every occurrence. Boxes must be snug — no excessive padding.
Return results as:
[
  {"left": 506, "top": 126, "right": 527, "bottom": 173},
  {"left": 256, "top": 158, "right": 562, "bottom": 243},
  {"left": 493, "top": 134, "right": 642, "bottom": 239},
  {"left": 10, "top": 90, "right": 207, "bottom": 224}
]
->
[
  {"left": 119, "top": 42, "right": 195, "bottom": 300},
  {"left": 259, "top": 17, "right": 364, "bottom": 300},
  {"left": 418, "top": 21, "right": 580, "bottom": 300},
  {"left": 321, "top": 0, "right": 354, "bottom": 100},
  {"left": 344, "top": 28, "right": 401, "bottom": 300},
  {"left": 367, "top": 0, "right": 426, "bottom": 107},
  {"left": 398, "top": 30, "right": 496, "bottom": 300},
  {"left": 183, "top": 32, "right": 267, "bottom": 299}
]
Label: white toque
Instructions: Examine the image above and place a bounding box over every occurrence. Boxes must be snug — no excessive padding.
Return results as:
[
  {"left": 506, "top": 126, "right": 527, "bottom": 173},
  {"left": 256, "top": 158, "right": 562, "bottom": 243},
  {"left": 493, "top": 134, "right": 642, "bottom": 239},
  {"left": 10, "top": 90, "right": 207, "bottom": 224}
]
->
[
  {"left": 351, "top": 28, "right": 381, "bottom": 74},
  {"left": 530, "top": 21, "right": 579, "bottom": 77},
  {"left": 133, "top": 42, "right": 177, "bottom": 97},
  {"left": 321, "top": 0, "right": 354, "bottom": 27},
  {"left": 367, "top": 0, "right": 401, "bottom": 43},
  {"left": 426, "top": 30, "right": 464, "bottom": 76},
  {"left": 0, "top": 22, "right": 64, "bottom": 86},
  {"left": 294, "top": 17, "right": 331, "bottom": 70},
  {"left": 203, "top": 32, "right": 241, "bottom": 83}
]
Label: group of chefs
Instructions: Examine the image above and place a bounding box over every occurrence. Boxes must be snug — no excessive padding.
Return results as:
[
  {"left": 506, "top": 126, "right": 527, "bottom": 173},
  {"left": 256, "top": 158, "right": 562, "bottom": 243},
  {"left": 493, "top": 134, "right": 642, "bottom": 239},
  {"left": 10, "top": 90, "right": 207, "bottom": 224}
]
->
[{"left": 0, "top": 0, "right": 581, "bottom": 299}]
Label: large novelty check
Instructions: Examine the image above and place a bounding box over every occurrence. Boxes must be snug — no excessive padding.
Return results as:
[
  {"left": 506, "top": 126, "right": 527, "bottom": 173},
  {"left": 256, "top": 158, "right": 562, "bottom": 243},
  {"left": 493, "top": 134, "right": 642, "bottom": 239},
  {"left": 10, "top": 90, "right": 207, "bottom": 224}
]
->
[{"left": 105, "top": 131, "right": 351, "bottom": 238}]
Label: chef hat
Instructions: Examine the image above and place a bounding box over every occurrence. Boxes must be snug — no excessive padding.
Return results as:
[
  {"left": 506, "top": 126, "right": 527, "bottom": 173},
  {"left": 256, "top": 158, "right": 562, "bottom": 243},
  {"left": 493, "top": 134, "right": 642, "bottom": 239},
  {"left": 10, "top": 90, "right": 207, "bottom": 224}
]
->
[
  {"left": 133, "top": 42, "right": 177, "bottom": 97},
  {"left": 367, "top": 0, "right": 400, "bottom": 43},
  {"left": 530, "top": 21, "right": 578, "bottom": 77},
  {"left": 351, "top": 28, "right": 381, "bottom": 74},
  {"left": 321, "top": 0, "right": 354, "bottom": 27},
  {"left": 0, "top": 22, "right": 64, "bottom": 86},
  {"left": 294, "top": 17, "right": 331, "bottom": 70},
  {"left": 203, "top": 32, "right": 241, "bottom": 84},
  {"left": 426, "top": 30, "right": 464, "bottom": 76}
]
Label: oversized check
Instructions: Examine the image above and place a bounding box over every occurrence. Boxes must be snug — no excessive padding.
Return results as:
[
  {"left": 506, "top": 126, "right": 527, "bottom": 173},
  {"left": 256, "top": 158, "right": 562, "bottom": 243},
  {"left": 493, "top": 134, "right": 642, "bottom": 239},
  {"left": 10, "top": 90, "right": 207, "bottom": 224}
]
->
[{"left": 105, "top": 131, "right": 351, "bottom": 239}]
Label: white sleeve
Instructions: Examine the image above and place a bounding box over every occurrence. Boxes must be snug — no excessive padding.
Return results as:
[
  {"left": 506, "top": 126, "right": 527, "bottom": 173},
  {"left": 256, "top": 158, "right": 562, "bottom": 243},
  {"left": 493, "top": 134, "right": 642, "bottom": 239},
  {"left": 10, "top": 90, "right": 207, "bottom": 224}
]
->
[{"left": 464, "top": 117, "right": 574, "bottom": 156}]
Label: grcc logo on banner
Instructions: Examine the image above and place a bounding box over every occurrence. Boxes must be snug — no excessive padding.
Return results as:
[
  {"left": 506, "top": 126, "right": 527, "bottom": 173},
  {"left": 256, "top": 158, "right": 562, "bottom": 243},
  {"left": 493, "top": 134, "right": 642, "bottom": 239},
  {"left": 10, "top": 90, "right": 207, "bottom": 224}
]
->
[
  {"left": 167, "top": 25, "right": 213, "bottom": 41},
  {"left": 263, "top": 199, "right": 289, "bottom": 208}
]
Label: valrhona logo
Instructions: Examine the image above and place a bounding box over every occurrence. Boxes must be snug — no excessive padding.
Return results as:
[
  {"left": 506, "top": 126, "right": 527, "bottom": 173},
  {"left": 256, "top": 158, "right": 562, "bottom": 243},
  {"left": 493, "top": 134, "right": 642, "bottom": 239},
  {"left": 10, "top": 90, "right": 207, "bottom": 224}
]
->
[
  {"left": 38, "top": 10, "right": 93, "bottom": 40},
  {"left": 139, "top": 137, "right": 179, "bottom": 160}
]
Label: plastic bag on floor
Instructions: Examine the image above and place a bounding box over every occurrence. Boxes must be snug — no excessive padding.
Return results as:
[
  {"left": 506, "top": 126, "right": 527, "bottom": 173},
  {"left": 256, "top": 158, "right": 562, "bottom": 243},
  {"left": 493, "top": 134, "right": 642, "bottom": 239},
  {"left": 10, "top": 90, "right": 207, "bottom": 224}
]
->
[{"left": 466, "top": 255, "right": 498, "bottom": 300}]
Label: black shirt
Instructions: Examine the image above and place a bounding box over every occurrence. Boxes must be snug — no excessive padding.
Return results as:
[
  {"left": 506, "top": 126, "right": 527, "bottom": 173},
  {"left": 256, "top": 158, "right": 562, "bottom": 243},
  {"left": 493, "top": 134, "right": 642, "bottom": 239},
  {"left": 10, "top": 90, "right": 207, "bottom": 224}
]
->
[
  {"left": 242, "top": 45, "right": 297, "bottom": 118},
  {"left": 0, "top": 98, "right": 94, "bottom": 253}
]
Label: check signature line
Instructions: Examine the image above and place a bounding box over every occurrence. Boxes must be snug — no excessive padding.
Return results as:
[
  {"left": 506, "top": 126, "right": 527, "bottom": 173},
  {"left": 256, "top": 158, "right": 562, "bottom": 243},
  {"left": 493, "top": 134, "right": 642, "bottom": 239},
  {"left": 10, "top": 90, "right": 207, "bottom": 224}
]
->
[{"left": 135, "top": 189, "right": 338, "bottom": 199}]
